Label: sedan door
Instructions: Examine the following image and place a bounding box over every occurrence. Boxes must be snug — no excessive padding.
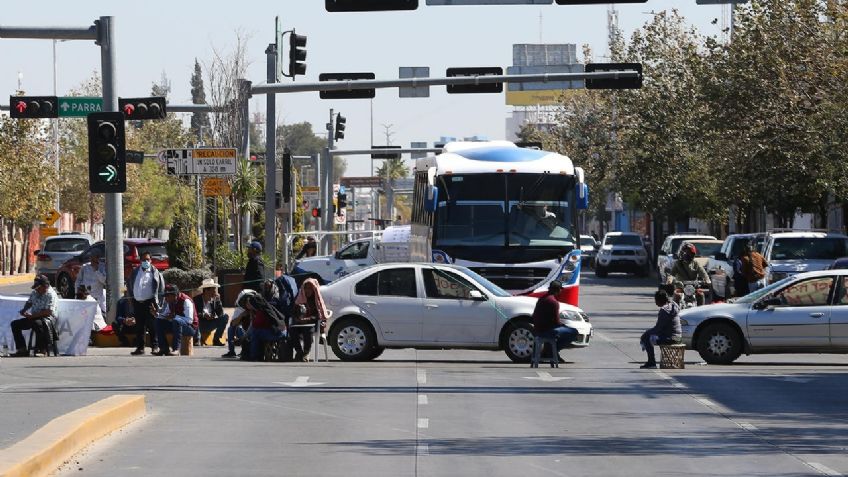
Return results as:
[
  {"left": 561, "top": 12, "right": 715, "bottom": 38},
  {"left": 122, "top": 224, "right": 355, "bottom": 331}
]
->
[
  {"left": 746, "top": 276, "right": 833, "bottom": 348},
  {"left": 420, "top": 267, "right": 499, "bottom": 344},
  {"left": 828, "top": 275, "right": 848, "bottom": 349},
  {"left": 350, "top": 267, "right": 422, "bottom": 342}
]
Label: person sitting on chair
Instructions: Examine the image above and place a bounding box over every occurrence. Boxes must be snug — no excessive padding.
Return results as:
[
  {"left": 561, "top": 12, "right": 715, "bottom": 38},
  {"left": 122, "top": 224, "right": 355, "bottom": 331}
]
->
[
  {"left": 194, "top": 279, "right": 228, "bottom": 347},
  {"left": 289, "top": 278, "right": 330, "bottom": 362},
  {"left": 9, "top": 275, "right": 59, "bottom": 357},
  {"left": 244, "top": 295, "right": 286, "bottom": 361},
  {"left": 530, "top": 280, "right": 578, "bottom": 365},
  {"left": 639, "top": 290, "right": 681, "bottom": 369},
  {"left": 76, "top": 285, "right": 106, "bottom": 332}
]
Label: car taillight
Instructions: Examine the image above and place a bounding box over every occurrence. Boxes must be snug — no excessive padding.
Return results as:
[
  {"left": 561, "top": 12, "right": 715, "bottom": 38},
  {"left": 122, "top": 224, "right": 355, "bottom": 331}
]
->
[{"left": 37, "top": 254, "right": 51, "bottom": 261}]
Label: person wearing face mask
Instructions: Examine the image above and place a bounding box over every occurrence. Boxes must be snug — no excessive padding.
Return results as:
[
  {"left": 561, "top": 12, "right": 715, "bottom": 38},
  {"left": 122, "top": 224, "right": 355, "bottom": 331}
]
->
[{"left": 126, "top": 251, "right": 165, "bottom": 356}]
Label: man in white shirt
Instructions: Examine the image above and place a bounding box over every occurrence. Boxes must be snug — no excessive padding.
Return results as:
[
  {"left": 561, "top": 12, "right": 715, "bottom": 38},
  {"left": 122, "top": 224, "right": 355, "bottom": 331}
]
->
[
  {"left": 127, "top": 251, "right": 165, "bottom": 356},
  {"left": 76, "top": 285, "right": 107, "bottom": 331},
  {"left": 75, "top": 252, "right": 107, "bottom": 314},
  {"left": 154, "top": 284, "right": 199, "bottom": 356}
]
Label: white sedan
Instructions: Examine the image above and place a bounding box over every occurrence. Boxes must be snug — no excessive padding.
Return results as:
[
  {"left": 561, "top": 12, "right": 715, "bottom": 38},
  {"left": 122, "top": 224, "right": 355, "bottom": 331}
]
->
[{"left": 319, "top": 263, "right": 593, "bottom": 362}]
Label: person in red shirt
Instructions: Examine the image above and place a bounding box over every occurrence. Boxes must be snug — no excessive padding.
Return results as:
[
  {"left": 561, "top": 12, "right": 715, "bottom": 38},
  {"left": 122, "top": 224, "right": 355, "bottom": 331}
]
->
[{"left": 531, "top": 281, "right": 578, "bottom": 363}]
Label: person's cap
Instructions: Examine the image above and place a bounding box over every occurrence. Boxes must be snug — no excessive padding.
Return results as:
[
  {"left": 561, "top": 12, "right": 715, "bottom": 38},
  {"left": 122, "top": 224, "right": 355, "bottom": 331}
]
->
[
  {"left": 248, "top": 241, "right": 263, "bottom": 252},
  {"left": 164, "top": 284, "right": 180, "bottom": 295},
  {"left": 549, "top": 280, "right": 563, "bottom": 291},
  {"left": 200, "top": 278, "right": 220, "bottom": 289},
  {"left": 32, "top": 274, "right": 50, "bottom": 289}
]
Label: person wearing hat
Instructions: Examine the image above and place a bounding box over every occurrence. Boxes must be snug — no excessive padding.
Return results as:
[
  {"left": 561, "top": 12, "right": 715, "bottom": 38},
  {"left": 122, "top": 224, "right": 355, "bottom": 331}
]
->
[
  {"left": 193, "top": 278, "right": 228, "bottom": 346},
  {"left": 244, "top": 240, "right": 265, "bottom": 293},
  {"left": 153, "top": 284, "right": 199, "bottom": 356},
  {"left": 9, "top": 275, "right": 59, "bottom": 357},
  {"left": 530, "top": 280, "right": 578, "bottom": 365}
]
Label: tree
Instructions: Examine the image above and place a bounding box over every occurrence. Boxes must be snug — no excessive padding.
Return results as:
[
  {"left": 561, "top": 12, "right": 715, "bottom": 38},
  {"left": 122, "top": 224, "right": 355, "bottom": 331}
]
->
[
  {"left": 150, "top": 71, "right": 171, "bottom": 99},
  {"left": 190, "top": 58, "right": 211, "bottom": 143}
]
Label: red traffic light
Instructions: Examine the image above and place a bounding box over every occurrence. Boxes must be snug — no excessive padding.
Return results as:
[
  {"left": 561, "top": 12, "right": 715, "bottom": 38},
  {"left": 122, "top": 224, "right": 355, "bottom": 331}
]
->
[
  {"left": 118, "top": 97, "right": 166, "bottom": 120},
  {"left": 123, "top": 104, "right": 135, "bottom": 117},
  {"left": 9, "top": 96, "right": 58, "bottom": 118},
  {"left": 14, "top": 101, "right": 27, "bottom": 114},
  {"left": 311, "top": 207, "right": 321, "bottom": 218}
]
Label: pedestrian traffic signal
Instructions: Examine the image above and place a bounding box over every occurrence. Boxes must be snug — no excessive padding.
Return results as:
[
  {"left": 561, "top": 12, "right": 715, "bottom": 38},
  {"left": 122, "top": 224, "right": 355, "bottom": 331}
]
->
[
  {"left": 311, "top": 207, "right": 321, "bottom": 218},
  {"left": 337, "top": 192, "right": 347, "bottom": 215},
  {"left": 288, "top": 30, "right": 307, "bottom": 78},
  {"left": 326, "top": 0, "right": 417, "bottom": 11},
  {"left": 119, "top": 97, "right": 166, "bottom": 120},
  {"left": 87, "top": 112, "right": 126, "bottom": 193},
  {"left": 9, "top": 96, "right": 58, "bottom": 119},
  {"left": 334, "top": 114, "right": 346, "bottom": 141}
]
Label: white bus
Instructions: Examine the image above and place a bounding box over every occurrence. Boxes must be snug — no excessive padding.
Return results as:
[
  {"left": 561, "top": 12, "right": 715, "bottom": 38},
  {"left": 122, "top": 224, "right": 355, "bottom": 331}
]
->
[{"left": 410, "top": 141, "right": 589, "bottom": 306}]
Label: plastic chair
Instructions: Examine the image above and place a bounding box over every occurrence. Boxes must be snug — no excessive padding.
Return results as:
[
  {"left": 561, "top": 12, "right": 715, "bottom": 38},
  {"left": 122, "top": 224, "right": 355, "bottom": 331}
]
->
[{"left": 531, "top": 333, "right": 558, "bottom": 368}]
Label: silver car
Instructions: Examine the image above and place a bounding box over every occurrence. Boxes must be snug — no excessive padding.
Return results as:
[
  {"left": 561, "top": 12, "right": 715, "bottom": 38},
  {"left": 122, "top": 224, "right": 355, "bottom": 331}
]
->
[
  {"left": 320, "top": 263, "right": 593, "bottom": 362},
  {"left": 34, "top": 233, "right": 94, "bottom": 284},
  {"left": 681, "top": 270, "right": 848, "bottom": 364}
]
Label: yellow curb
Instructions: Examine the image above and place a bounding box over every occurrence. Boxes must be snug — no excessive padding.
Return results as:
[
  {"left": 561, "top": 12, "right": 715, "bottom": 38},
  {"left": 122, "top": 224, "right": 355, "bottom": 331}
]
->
[
  {"left": 0, "top": 394, "right": 145, "bottom": 477},
  {"left": 0, "top": 274, "right": 35, "bottom": 287}
]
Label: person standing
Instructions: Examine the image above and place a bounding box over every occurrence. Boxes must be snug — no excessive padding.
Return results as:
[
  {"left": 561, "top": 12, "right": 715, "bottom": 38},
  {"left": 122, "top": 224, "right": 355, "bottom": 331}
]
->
[
  {"left": 740, "top": 243, "right": 769, "bottom": 292},
  {"left": 154, "top": 284, "right": 199, "bottom": 356},
  {"left": 244, "top": 241, "right": 265, "bottom": 292},
  {"left": 295, "top": 236, "right": 317, "bottom": 260},
  {"left": 530, "top": 280, "right": 578, "bottom": 365},
  {"left": 9, "top": 275, "right": 59, "bottom": 357},
  {"left": 75, "top": 252, "right": 107, "bottom": 315},
  {"left": 127, "top": 251, "right": 165, "bottom": 356},
  {"left": 639, "top": 290, "right": 681, "bottom": 369},
  {"left": 193, "top": 279, "right": 228, "bottom": 346}
]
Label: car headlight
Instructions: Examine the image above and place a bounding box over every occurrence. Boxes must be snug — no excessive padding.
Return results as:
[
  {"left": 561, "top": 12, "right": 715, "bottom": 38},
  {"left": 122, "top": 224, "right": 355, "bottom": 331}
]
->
[{"left": 560, "top": 310, "right": 583, "bottom": 322}]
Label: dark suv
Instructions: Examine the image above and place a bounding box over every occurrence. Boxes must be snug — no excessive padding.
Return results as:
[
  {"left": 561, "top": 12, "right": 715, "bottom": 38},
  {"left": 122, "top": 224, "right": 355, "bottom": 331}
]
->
[{"left": 54, "top": 238, "right": 169, "bottom": 298}]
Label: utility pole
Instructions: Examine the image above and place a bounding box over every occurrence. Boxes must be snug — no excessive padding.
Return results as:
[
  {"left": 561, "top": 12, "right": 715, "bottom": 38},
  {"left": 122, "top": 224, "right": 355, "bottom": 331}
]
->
[
  {"left": 322, "top": 108, "right": 335, "bottom": 254},
  {"left": 264, "top": 43, "right": 277, "bottom": 277}
]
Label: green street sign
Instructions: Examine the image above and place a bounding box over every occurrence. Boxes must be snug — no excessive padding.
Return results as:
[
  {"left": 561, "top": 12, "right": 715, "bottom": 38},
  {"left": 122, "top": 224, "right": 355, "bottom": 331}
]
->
[{"left": 58, "top": 97, "right": 103, "bottom": 117}]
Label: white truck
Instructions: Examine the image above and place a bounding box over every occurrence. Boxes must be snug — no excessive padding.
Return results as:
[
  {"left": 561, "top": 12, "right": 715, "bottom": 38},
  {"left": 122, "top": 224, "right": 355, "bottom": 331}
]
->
[{"left": 292, "top": 226, "right": 412, "bottom": 283}]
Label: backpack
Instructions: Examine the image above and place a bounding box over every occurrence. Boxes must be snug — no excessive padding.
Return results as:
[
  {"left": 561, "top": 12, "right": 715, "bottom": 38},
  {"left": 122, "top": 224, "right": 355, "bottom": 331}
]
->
[{"left": 274, "top": 275, "right": 299, "bottom": 319}]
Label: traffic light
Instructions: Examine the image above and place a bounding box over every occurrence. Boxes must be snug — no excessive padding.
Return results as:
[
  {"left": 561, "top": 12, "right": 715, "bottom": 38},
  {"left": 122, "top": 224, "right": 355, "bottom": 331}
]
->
[
  {"left": 326, "top": 0, "right": 417, "bottom": 11},
  {"left": 87, "top": 112, "right": 126, "bottom": 193},
  {"left": 289, "top": 30, "right": 307, "bottom": 78},
  {"left": 9, "top": 96, "right": 58, "bottom": 119},
  {"left": 334, "top": 114, "right": 346, "bottom": 141},
  {"left": 282, "top": 149, "right": 292, "bottom": 200},
  {"left": 337, "top": 191, "right": 348, "bottom": 215},
  {"left": 311, "top": 207, "right": 321, "bottom": 218},
  {"left": 119, "top": 97, "right": 166, "bottom": 120}
]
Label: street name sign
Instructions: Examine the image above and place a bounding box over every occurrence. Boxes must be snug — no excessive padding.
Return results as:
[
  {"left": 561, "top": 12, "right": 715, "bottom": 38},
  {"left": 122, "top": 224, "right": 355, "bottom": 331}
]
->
[{"left": 58, "top": 97, "right": 103, "bottom": 117}]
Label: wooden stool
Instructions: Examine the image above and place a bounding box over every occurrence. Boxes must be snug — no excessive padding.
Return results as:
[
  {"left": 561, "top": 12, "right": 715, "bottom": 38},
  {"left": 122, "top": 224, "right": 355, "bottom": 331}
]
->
[
  {"left": 660, "top": 343, "right": 686, "bottom": 369},
  {"left": 180, "top": 338, "right": 193, "bottom": 356}
]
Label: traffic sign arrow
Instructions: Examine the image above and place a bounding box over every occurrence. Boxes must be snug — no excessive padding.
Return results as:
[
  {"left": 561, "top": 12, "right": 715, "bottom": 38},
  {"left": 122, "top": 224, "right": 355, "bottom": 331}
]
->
[
  {"left": 274, "top": 376, "right": 324, "bottom": 387},
  {"left": 99, "top": 165, "right": 117, "bottom": 182},
  {"left": 523, "top": 371, "right": 572, "bottom": 382},
  {"left": 60, "top": 102, "right": 70, "bottom": 112}
]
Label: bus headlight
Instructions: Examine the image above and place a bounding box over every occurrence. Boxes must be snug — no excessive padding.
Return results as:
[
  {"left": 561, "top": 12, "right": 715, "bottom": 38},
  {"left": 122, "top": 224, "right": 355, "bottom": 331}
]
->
[{"left": 560, "top": 254, "right": 579, "bottom": 282}]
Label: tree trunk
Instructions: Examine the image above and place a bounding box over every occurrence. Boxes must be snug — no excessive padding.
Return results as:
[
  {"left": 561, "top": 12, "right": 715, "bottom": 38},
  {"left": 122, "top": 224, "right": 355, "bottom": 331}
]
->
[
  {"left": 0, "top": 217, "right": 6, "bottom": 276},
  {"left": 9, "top": 222, "right": 16, "bottom": 275},
  {"left": 20, "top": 224, "right": 31, "bottom": 273}
]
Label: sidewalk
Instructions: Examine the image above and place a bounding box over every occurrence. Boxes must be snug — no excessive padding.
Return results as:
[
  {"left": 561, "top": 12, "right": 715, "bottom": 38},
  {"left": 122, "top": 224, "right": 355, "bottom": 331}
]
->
[{"left": 0, "top": 273, "right": 34, "bottom": 287}]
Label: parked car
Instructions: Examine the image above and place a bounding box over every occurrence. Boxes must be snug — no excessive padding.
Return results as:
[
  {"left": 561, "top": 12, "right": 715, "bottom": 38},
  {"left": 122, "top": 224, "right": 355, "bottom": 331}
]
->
[
  {"left": 656, "top": 233, "right": 717, "bottom": 286},
  {"left": 294, "top": 227, "right": 408, "bottom": 283},
  {"left": 34, "top": 233, "right": 94, "bottom": 285},
  {"left": 54, "top": 238, "right": 169, "bottom": 298},
  {"left": 762, "top": 231, "right": 848, "bottom": 284},
  {"left": 579, "top": 235, "right": 598, "bottom": 267},
  {"left": 594, "top": 232, "right": 649, "bottom": 278},
  {"left": 706, "top": 233, "right": 766, "bottom": 299},
  {"left": 320, "top": 263, "right": 593, "bottom": 362},
  {"left": 681, "top": 269, "right": 848, "bottom": 364}
]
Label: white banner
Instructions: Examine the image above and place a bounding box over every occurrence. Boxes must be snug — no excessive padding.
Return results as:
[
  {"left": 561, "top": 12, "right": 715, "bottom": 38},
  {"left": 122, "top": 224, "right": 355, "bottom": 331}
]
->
[{"left": 0, "top": 295, "right": 96, "bottom": 356}]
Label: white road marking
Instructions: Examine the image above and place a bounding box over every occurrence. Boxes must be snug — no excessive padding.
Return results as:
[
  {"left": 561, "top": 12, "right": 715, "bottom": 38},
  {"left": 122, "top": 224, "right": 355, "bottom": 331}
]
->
[
  {"left": 778, "top": 377, "right": 814, "bottom": 384},
  {"left": 654, "top": 371, "right": 672, "bottom": 380},
  {"left": 808, "top": 462, "right": 842, "bottom": 476},
  {"left": 739, "top": 422, "right": 758, "bottom": 431},
  {"left": 417, "top": 369, "right": 427, "bottom": 385},
  {"left": 274, "top": 376, "right": 324, "bottom": 387},
  {"left": 418, "top": 395, "right": 428, "bottom": 405},
  {"left": 416, "top": 444, "right": 430, "bottom": 456},
  {"left": 417, "top": 418, "right": 429, "bottom": 429},
  {"left": 696, "top": 397, "right": 715, "bottom": 407},
  {"left": 524, "top": 371, "right": 572, "bottom": 382}
]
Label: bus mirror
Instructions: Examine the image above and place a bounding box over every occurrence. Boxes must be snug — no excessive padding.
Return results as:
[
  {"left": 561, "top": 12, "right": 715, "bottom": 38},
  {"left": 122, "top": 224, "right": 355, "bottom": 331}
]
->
[
  {"left": 424, "top": 186, "right": 438, "bottom": 213},
  {"left": 576, "top": 184, "right": 589, "bottom": 210}
]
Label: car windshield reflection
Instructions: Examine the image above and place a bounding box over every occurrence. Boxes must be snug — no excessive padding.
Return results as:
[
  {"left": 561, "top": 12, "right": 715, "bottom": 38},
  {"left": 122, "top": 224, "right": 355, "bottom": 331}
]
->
[{"left": 734, "top": 276, "right": 796, "bottom": 304}]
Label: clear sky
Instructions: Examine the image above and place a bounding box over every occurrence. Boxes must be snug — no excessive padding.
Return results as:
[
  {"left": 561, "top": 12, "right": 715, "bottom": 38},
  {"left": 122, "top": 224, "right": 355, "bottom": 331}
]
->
[{"left": 2, "top": 1, "right": 727, "bottom": 177}]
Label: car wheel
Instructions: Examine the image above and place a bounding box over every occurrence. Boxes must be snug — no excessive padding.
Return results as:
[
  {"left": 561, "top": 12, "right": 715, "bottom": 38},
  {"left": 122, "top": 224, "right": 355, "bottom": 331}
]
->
[
  {"left": 595, "top": 266, "right": 608, "bottom": 278},
  {"left": 503, "top": 321, "right": 534, "bottom": 363},
  {"left": 696, "top": 323, "right": 743, "bottom": 365},
  {"left": 57, "top": 273, "right": 74, "bottom": 299},
  {"left": 330, "top": 318, "right": 378, "bottom": 362}
]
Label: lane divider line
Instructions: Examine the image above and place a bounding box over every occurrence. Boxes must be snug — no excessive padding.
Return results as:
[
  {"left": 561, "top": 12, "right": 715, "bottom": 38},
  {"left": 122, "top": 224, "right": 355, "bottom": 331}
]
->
[
  {"left": 417, "top": 370, "right": 427, "bottom": 385},
  {"left": 739, "top": 422, "right": 758, "bottom": 432},
  {"left": 0, "top": 394, "right": 145, "bottom": 477},
  {"left": 418, "top": 395, "right": 428, "bottom": 406},
  {"left": 416, "top": 444, "right": 430, "bottom": 457},
  {"left": 417, "top": 418, "right": 429, "bottom": 429},
  {"left": 808, "top": 462, "right": 842, "bottom": 476}
]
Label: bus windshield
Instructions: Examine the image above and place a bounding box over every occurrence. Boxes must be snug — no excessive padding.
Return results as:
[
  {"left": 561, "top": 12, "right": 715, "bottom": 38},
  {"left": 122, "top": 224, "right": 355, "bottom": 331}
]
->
[{"left": 434, "top": 173, "right": 575, "bottom": 250}]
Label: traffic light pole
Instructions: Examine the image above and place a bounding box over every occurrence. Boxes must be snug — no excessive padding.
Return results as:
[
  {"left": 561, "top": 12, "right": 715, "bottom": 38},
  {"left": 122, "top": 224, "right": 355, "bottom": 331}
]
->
[
  {"left": 0, "top": 17, "right": 124, "bottom": 322},
  {"left": 264, "top": 43, "right": 277, "bottom": 278},
  {"left": 322, "top": 108, "right": 335, "bottom": 255}
]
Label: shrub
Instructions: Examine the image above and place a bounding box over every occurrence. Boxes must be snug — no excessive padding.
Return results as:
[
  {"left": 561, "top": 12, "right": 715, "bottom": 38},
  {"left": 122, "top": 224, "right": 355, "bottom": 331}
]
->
[{"left": 162, "top": 267, "right": 213, "bottom": 294}]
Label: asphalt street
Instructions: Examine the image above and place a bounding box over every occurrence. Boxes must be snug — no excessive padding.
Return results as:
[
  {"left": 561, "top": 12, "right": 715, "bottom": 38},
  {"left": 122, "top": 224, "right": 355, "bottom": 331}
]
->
[{"left": 2, "top": 275, "right": 847, "bottom": 476}]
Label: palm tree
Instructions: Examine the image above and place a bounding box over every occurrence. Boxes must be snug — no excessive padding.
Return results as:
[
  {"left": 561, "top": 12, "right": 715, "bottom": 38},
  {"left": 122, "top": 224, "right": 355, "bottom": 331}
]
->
[{"left": 230, "top": 158, "right": 262, "bottom": 249}]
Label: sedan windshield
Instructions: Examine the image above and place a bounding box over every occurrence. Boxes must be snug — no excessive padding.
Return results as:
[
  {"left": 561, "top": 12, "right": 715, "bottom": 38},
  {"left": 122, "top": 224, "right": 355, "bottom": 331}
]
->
[
  {"left": 771, "top": 238, "right": 848, "bottom": 260},
  {"left": 691, "top": 242, "right": 722, "bottom": 257}
]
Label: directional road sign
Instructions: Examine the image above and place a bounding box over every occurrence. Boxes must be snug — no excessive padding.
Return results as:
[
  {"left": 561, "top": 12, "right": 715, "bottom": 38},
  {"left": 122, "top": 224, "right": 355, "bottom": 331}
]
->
[
  {"left": 42, "top": 209, "right": 61, "bottom": 225},
  {"left": 159, "top": 148, "right": 238, "bottom": 176},
  {"left": 58, "top": 97, "right": 103, "bottom": 117}
]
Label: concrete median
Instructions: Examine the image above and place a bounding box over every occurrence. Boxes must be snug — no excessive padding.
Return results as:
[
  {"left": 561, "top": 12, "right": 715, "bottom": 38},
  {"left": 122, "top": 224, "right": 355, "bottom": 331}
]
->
[{"left": 0, "top": 394, "right": 145, "bottom": 477}]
